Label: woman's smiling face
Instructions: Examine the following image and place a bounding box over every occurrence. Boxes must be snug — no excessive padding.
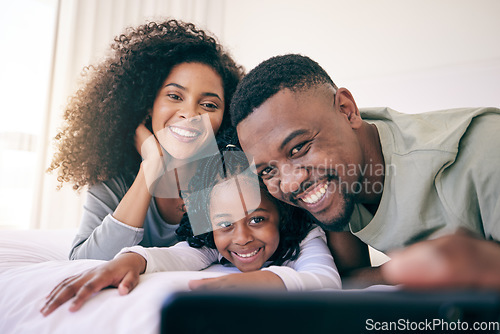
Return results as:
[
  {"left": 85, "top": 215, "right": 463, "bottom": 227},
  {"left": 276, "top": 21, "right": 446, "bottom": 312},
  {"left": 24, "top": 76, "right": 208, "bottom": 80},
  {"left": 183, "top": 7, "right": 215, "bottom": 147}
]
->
[
  {"left": 209, "top": 177, "right": 280, "bottom": 272},
  {"left": 151, "top": 62, "right": 225, "bottom": 160}
]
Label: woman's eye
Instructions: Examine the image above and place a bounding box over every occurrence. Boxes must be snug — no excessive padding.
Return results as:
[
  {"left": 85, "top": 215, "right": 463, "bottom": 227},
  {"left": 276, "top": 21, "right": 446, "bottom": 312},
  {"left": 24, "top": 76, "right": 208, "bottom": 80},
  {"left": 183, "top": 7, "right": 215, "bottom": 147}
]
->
[
  {"left": 250, "top": 217, "right": 264, "bottom": 224},
  {"left": 201, "top": 102, "right": 219, "bottom": 110},
  {"left": 167, "top": 93, "right": 181, "bottom": 100}
]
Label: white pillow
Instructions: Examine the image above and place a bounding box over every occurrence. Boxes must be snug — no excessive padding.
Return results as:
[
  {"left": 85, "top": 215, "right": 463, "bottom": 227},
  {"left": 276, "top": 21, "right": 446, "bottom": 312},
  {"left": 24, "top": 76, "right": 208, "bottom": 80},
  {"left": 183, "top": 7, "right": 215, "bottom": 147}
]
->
[{"left": 0, "top": 229, "right": 76, "bottom": 273}]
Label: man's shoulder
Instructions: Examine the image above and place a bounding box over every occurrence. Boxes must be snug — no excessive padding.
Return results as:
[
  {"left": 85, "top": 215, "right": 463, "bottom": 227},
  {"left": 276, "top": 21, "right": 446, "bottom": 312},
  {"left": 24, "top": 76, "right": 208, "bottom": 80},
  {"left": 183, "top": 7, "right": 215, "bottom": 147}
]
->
[
  {"left": 361, "top": 107, "right": 500, "bottom": 155},
  {"left": 360, "top": 106, "right": 500, "bottom": 120}
]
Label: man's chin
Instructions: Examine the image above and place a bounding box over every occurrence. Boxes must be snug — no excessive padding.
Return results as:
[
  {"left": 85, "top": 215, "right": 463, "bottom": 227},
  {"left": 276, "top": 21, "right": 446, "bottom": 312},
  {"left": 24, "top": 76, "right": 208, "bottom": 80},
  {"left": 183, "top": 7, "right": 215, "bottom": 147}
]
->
[
  {"left": 310, "top": 195, "right": 355, "bottom": 232},
  {"left": 314, "top": 218, "right": 350, "bottom": 232}
]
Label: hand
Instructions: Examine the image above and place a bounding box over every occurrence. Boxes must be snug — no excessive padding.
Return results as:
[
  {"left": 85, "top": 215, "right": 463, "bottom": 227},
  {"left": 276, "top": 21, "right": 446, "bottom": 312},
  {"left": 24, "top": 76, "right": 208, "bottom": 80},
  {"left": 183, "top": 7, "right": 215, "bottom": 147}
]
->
[
  {"left": 135, "top": 123, "right": 159, "bottom": 157},
  {"left": 381, "top": 230, "right": 500, "bottom": 290},
  {"left": 188, "top": 271, "right": 286, "bottom": 291},
  {"left": 135, "top": 123, "right": 166, "bottom": 193},
  {"left": 40, "top": 253, "right": 146, "bottom": 316}
]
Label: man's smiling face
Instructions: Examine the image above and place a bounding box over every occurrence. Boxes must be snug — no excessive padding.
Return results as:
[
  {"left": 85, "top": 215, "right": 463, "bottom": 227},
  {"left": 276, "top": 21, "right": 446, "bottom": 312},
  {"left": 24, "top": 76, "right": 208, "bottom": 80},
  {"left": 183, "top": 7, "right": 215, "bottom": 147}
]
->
[{"left": 237, "top": 85, "right": 364, "bottom": 231}]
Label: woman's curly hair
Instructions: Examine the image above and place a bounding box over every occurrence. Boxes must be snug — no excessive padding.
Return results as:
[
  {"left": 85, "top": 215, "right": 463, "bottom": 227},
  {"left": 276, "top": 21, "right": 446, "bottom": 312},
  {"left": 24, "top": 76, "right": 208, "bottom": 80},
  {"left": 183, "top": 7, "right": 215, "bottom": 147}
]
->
[
  {"left": 176, "top": 141, "right": 313, "bottom": 266},
  {"left": 48, "top": 19, "right": 244, "bottom": 190}
]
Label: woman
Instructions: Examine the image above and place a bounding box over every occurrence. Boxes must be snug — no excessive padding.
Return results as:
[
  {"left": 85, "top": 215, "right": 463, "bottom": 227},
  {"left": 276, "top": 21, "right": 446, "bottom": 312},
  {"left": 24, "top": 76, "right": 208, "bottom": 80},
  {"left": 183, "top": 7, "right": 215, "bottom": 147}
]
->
[{"left": 48, "top": 19, "right": 244, "bottom": 260}]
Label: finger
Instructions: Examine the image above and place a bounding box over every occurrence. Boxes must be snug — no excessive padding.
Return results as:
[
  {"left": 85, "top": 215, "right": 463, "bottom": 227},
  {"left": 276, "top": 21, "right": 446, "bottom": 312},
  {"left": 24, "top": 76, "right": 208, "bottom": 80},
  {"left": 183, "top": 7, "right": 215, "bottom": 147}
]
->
[
  {"left": 382, "top": 246, "right": 450, "bottom": 288},
  {"left": 41, "top": 276, "right": 87, "bottom": 316},
  {"left": 188, "top": 278, "right": 220, "bottom": 291},
  {"left": 67, "top": 276, "right": 113, "bottom": 312},
  {"left": 140, "top": 134, "right": 163, "bottom": 159},
  {"left": 117, "top": 270, "right": 140, "bottom": 295},
  {"left": 45, "top": 275, "right": 80, "bottom": 300}
]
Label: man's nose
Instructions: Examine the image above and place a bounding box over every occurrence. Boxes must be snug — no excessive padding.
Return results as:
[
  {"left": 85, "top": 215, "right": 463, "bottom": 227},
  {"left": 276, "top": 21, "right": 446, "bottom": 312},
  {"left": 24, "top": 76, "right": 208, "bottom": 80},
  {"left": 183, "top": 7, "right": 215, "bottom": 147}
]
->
[{"left": 279, "top": 165, "right": 308, "bottom": 195}]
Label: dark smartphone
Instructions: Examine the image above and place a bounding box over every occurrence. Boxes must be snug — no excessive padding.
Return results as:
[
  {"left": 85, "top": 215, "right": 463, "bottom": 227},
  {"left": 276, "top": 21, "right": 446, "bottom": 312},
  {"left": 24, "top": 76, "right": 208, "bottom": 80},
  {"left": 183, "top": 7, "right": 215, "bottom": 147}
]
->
[{"left": 161, "top": 289, "right": 500, "bottom": 334}]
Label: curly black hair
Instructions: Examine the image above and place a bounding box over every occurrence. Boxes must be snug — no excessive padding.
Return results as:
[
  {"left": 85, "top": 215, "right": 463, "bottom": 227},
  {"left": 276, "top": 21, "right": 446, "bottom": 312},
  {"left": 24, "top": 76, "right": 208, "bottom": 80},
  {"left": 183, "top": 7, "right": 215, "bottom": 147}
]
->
[
  {"left": 48, "top": 19, "right": 244, "bottom": 190},
  {"left": 229, "top": 54, "right": 337, "bottom": 127},
  {"left": 176, "top": 142, "right": 313, "bottom": 266}
]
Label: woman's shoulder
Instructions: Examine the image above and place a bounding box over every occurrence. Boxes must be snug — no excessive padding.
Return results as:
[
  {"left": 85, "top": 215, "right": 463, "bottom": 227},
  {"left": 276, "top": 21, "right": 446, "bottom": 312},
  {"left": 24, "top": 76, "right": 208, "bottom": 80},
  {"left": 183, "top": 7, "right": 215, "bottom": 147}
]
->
[{"left": 87, "top": 173, "right": 135, "bottom": 198}]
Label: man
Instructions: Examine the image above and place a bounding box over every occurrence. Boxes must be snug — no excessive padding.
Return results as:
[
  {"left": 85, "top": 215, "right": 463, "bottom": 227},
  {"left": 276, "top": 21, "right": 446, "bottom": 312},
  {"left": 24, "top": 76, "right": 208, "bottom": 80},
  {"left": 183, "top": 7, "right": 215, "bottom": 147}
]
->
[{"left": 229, "top": 54, "right": 500, "bottom": 289}]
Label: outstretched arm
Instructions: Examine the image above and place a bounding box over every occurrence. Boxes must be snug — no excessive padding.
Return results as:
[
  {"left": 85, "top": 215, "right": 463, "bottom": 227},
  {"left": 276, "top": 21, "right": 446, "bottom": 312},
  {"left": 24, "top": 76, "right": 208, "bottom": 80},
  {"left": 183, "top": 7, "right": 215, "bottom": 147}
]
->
[
  {"left": 327, "top": 231, "right": 388, "bottom": 288},
  {"left": 40, "top": 252, "right": 146, "bottom": 316},
  {"left": 382, "top": 229, "right": 500, "bottom": 290},
  {"left": 189, "top": 271, "right": 286, "bottom": 290},
  {"left": 189, "top": 227, "right": 342, "bottom": 291}
]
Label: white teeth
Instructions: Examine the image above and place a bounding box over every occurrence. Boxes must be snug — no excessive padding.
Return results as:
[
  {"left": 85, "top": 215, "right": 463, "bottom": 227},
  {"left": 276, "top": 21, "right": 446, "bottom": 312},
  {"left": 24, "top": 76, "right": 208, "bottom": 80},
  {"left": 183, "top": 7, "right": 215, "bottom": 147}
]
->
[
  {"left": 301, "top": 182, "right": 328, "bottom": 204},
  {"left": 170, "top": 126, "right": 198, "bottom": 138},
  {"left": 235, "top": 248, "right": 259, "bottom": 258}
]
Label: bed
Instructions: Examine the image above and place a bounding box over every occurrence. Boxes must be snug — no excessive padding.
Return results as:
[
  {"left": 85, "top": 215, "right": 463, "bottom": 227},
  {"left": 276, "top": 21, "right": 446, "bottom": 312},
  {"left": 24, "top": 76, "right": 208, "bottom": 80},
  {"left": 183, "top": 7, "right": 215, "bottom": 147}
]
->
[
  {"left": 0, "top": 229, "right": 234, "bottom": 334},
  {"left": 0, "top": 229, "right": 399, "bottom": 334},
  {"left": 3, "top": 230, "right": 500, "bottom": 334}
]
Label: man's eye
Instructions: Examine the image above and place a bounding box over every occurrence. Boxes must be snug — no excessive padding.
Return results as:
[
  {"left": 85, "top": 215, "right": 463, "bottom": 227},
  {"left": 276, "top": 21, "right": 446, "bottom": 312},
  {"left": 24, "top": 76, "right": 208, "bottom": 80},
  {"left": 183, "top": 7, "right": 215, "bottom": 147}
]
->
[
  {"left": 259, "top": 166, "right": 275, "bottom": 178},
  {"left": 290, "top": 143, "right": 305, "bottom": 156}
]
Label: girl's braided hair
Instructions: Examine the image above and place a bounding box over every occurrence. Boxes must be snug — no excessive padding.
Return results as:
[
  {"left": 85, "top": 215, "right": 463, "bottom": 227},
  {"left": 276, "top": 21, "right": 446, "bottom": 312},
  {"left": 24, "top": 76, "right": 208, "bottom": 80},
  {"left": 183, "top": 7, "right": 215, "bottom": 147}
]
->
[{"left": 176, "top": 137, "right": 313, "bottom": 265}]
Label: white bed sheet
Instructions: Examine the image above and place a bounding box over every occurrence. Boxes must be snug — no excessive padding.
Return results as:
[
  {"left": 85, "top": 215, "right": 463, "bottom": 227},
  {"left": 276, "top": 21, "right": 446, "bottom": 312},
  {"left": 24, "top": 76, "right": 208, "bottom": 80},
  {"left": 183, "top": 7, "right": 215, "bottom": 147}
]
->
[
  {"left": 0, "top": 229, "right": 393, "bottom": 334},
  {"left": 0, "top": 229, "right": 229, "bottom": 334}
]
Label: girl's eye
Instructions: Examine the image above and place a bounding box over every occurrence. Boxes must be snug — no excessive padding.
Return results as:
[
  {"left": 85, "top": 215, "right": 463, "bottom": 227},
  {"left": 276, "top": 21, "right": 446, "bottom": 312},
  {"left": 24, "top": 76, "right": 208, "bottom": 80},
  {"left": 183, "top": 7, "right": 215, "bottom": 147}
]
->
[
  {"left": 250, "top": 217, "right": 264, "bottom": 224},
  {"left": 217, "top": 221, "right": 233, "bottom": 229}
]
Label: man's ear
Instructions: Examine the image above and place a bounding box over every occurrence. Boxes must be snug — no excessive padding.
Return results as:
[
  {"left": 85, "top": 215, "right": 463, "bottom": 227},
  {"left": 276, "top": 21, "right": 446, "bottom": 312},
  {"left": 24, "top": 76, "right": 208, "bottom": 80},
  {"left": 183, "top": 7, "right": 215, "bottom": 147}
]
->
[{"left": 335, "top": 88, "right": 362, "bottom": 129}]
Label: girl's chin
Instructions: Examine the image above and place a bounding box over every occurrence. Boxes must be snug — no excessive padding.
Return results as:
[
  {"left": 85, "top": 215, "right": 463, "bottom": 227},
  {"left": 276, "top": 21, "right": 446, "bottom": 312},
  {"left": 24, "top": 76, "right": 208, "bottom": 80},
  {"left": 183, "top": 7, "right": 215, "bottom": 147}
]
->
[{"left": 236, "top": 264, "right": 262, "bottom": 272}]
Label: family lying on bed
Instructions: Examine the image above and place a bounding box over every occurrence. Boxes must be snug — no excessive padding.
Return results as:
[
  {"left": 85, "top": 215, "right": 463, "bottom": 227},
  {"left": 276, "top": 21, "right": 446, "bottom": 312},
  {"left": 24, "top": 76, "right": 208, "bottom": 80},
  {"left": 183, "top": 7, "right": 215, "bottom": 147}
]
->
[{"left": 41, "top": 18, "right": 500, "bottom": 316}]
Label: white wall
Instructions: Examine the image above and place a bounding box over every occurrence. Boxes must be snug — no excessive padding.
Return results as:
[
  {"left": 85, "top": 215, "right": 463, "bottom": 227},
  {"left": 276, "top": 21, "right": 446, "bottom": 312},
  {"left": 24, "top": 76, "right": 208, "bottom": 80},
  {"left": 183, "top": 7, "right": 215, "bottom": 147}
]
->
[
  {"left": 220, "top": 0, "right": 500, "bottom": 113},
  {"left": 11, "top": 0, "right": 499, "bottom": 229}
]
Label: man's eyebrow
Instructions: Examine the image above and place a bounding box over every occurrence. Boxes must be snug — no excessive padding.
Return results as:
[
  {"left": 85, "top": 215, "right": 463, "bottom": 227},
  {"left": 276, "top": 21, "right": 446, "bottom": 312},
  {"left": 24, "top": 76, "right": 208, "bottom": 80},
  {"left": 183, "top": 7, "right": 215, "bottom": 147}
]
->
[
  {"left": 164, "top": 83, "right": 222, "bottom": 102},
  {"left": 279, "top": 129, "right": 309, "bottom": 151}
]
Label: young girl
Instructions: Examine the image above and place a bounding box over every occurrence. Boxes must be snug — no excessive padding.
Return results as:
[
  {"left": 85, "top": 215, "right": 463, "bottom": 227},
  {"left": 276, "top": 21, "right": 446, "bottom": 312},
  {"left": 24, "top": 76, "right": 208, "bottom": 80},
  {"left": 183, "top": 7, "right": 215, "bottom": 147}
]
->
[
  {"left": 47, "top": 19, "right": 244, "bottom": 260},
  {"left": 41, "top": 144, "right": 341, "bottom": 316}
]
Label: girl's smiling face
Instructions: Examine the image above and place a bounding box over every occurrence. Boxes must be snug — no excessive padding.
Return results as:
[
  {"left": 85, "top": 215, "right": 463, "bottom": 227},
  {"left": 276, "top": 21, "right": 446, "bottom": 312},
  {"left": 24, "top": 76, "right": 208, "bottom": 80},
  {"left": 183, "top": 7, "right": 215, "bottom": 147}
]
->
[
  {"left": 209, "top": 177, "right": 280, "bottom": 272},
  {"left": 151, "top": 62, "right": 225, "bottom": 160}
]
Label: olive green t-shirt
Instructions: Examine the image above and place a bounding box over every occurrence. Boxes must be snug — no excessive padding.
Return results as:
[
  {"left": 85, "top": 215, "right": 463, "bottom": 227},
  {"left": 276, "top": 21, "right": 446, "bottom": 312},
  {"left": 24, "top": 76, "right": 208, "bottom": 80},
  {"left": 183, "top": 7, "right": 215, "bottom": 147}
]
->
[{"left": 350, "top": 107, "right": 500, "bottom": 253}]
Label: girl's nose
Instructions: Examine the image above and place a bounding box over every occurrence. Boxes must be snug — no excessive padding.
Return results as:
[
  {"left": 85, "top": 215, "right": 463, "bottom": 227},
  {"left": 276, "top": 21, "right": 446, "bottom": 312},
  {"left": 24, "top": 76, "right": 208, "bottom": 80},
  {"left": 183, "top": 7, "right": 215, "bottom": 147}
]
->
[{"left": 233, "top": 224, "right": 254, "bottom": 246}]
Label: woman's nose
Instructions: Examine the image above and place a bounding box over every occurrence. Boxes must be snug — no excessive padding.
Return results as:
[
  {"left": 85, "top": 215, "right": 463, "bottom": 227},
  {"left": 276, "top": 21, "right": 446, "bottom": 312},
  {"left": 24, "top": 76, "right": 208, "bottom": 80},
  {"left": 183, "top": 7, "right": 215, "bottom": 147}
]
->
[{"left": 179, "top": 103, "right": 201, "bottom": 121}]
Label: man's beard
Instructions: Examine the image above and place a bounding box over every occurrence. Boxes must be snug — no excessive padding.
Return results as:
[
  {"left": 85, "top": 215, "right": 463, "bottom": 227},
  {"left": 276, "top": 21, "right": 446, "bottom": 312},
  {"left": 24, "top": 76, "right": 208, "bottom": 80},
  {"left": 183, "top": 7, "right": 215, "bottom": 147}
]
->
[
  {"left": 304, "top": 172, "right": 359, "bottom": 232},
  {"left": 286, "top": 170, "right": 360, "bottom": 232},
  {"left": 310, "top": 190, "right": 356, "bottom": 232}
]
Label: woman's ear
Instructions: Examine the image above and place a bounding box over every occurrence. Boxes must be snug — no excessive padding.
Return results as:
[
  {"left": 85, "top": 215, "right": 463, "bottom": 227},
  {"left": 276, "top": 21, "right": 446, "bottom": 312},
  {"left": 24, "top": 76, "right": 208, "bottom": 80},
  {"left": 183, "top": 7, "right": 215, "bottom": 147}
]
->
[
  {"left": 335, "top": 88, "right": 362, "bottom": 129},
  {"left": 144, "top": 109, "right": 153, "bottom": 132}
]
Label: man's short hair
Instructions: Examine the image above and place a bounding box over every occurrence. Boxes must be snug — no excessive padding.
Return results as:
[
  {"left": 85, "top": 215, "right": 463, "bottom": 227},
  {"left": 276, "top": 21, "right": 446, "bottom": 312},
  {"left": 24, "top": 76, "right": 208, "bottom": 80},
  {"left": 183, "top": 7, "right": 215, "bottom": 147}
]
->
[{"left": 230, "top": 54, "right": 337, "bottom": 127}]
